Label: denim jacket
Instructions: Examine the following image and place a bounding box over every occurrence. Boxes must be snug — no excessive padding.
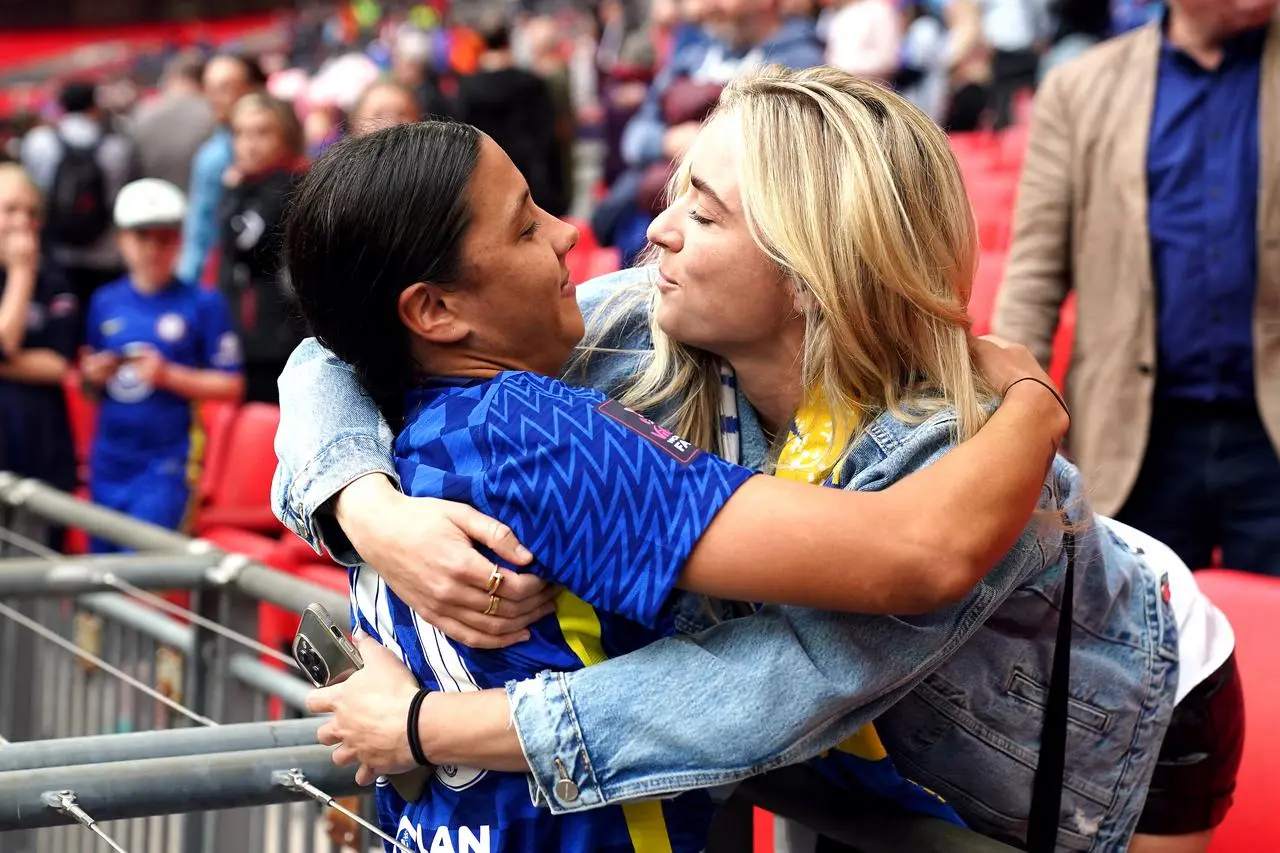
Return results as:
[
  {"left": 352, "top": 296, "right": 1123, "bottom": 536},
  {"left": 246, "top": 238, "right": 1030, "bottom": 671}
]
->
[{"left": 272, "top": 269, "right": 1179, "bottom": 852}]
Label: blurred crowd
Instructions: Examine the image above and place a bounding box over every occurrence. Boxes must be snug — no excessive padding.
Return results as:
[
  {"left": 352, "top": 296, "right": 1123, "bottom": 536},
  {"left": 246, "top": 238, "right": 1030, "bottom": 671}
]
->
[{"left": 17, "top": 0, "right": 1278, "bottom": 580}]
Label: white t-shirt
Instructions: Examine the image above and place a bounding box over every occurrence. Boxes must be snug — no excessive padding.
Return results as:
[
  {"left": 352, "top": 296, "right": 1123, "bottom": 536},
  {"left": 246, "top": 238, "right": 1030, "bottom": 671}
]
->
[{"left": 1098, "top": 517, "right": 1235, "bottom": 704}]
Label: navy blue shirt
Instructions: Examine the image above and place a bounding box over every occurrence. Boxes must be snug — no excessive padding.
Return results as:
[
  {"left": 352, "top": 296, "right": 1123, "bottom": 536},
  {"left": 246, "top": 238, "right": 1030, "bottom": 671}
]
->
[
  {"left": 0, "top": 267, "right": 78, "bottom": 490},
  {"left": 1147, "top": 24, "right": 1264, "bottom": 402}
]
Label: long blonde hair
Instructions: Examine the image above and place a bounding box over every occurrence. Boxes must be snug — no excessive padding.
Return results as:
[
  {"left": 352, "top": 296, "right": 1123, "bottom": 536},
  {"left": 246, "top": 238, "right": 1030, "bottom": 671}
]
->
[{"left": 574, "top": 65, "right": 991, "bottom": 460}]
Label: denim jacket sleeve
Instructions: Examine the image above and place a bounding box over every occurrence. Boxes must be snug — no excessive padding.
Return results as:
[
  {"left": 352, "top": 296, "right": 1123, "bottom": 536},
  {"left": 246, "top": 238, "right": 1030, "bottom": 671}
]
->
[
  {"left": 506, "top": 410, "right": 1049, "bottom": 814},
  {"left": 270, "top": 337, "right": 399, "bottom": 565}
]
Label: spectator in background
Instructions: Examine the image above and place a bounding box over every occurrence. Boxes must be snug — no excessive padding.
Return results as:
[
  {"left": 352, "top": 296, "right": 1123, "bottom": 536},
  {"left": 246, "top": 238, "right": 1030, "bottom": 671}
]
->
[
  {"left": 0, "top": 164, "right": 78, "bottom": 529},
  {"left": 130, "top": 51, "right": 216, "bottom": 194},
  {"left": 391, "top": 29, "right": 456, "bottom": 119},
  {"left": 218, "top": 94, "right": 307, "bottom": 405},
  {"left": 940, "top": 0, "right": 996, "bottom": 130},
  {"left": 178, "top": 54, "right": 265, "bottom": 286},
  {"left": 348, "top": 80, "right": 422, "bottom": 136},
  {"left": 824, "top": 0, "right": 903, "bottom": 83},
  {"left": 455, "top": 18, "right": 567, "bottom": 216},
  {"left": 977, "top": 0, "right": 1052, "bottom": 127},
  {"left": 895, "top": 1, "right": 950, "bottom": 121},
  {"left": 595, "top": 0, "right": 665, "bottom": 188},
  {"left": 523, "top": 16, "right": 579, "bottom": 216},
  {"left": 21, "top": 81, "right": 134, "bottom": 313},
  {"left": 596, "top": 0, "right": 825, "bottom": 263},
  {"left": 1039, "top": 0, "right": 1114, "bottom": 79},
  {"left": 1113, "top": 0, "right": 1166, "bottom": 32},
  {"left": 995, "top": 0, "right": 1280, "bottom": 578},
  {"left": 82, "top": 179, "right": 243, "bottom": 554},
  {"left": 625, "top": 0, "right": 825, "bottom": 171}
]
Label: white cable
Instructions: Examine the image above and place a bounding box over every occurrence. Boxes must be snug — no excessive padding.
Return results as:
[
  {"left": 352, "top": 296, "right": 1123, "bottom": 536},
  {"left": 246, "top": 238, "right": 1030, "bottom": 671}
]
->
[
  {"left": 1, "top": 523, "right": 377, "bottom": 844},
  {"left": 0, "top": 600, "right": 218, "bottom": 728},
  {"left": 43, "top": 791, "right": 129, "bottom": 853},
  {"left": 102, "top": 574, "right": 301, "bottom": 670},
  {"left": 273, "top": 769, "right": 415, "bottom": 853},
  {"left": 0, "top": 525, "right": 59, "bottom": 558},
  {"left": 0, "top": 524, "right": 300, "bottom": 669}
]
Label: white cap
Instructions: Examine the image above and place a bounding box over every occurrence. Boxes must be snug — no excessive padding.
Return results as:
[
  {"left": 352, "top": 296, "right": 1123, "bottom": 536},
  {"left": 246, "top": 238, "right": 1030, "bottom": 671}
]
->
[{"left": 114, "top": 178, "right": 186, "bottom": 229}]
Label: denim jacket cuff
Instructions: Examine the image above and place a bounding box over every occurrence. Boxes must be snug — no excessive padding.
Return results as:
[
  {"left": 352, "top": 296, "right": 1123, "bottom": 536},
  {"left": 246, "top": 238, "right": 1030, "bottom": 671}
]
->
[
  {"left": 287, "top": 434, "right": 400, "bottom": 565},
  {"left": 507, "top": 672, "right": 605, "bottom": 815}
]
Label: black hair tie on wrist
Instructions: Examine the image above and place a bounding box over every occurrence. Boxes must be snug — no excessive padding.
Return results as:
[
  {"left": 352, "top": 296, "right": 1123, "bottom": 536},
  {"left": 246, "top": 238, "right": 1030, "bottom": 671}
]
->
[
  {"left": 1003, "top": 376, "right": 1071, "bottom": 422},
  {"left": 407, "top": 688, "right": 431, "bottom": 767}
]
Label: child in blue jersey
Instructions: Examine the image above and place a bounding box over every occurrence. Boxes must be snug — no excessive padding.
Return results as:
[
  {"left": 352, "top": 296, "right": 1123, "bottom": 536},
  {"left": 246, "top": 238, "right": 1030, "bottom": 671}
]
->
[
  {"left": 285, "top": 122, "right": 1065, "bottom": 853},
  {"left": 82, "top": 179, "right": 244, "bottom": 552}
]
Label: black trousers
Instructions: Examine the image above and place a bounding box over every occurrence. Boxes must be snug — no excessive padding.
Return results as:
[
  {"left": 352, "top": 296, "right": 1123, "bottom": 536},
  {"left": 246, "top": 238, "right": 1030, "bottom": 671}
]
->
[{"left": 1116, "top": 399, "right": 1280, "bottom": 577}]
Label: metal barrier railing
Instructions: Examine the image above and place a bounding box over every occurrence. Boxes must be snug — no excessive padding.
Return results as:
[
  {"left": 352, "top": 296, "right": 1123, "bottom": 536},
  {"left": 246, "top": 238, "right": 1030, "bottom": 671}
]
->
[{"left": 0, "top": 472, "right": 392, "bottom": 853}]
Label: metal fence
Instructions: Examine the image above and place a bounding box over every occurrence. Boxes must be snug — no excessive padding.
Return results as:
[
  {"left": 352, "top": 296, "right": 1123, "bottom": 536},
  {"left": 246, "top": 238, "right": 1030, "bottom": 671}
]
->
[{"left": 0, "top": 472, "right": 390, "bottom": 853}]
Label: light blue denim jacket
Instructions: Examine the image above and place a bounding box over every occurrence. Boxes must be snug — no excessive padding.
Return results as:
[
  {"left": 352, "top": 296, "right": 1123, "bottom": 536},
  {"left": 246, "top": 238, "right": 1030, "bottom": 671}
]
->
[{"left": 272, "top": 269, "right": 1179, "bottom": 852}]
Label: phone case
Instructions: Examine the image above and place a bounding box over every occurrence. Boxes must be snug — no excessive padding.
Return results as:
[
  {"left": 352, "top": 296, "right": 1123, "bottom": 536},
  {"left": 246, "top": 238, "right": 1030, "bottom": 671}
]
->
[{"left": 293, "top": 604, "right": 363, "bottom": 688}]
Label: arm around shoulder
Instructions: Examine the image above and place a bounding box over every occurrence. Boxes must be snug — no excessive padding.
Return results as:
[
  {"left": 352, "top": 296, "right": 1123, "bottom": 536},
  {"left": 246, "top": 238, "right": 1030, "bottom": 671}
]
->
[
  {"left": 270, "top": 337, "right": 400, "bottom": 560},
  {"left": 679, "top": 380, "right": 1065, "bottom": 614}
]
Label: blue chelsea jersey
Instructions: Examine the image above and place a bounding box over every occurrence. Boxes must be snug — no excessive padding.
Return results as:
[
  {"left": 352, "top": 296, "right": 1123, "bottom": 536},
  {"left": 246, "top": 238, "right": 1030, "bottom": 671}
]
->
[
  {"left": 355, "top": 371, "right": 756, "bottom": 853},
  {"left": 86, "top": 278, "right": 242, "bottom": 460}
]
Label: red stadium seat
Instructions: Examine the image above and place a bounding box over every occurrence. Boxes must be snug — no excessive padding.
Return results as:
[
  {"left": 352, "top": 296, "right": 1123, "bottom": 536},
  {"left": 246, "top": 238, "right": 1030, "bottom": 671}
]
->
[
  {"left": 948, "top": 131, "right": 1000, "bottom": 175},
  {"left": 196, "top": 400, "right": 239, "bottom": 502},
  {"left": 587, "top": 247, "right": 622, "bottom": 279},
  {"left": 276, "top": 532, "right": 334, "bottom": 565},
  {"left": 969, "top": 177, "right": 1018, "bottom": 220},
  {"left": 193, "top": 403, "right": 282, "bottom": 535},
  {"left": 61, "top": 369, "right": 97, "bottom": 476},
  {"left": 998, "top": 124, "right": 1030, "bottom": 172},
  {"left": 977, "top": 216, "right": 1012, "bottom": 253},
  {"left": 1193, "top": 570, "right": 1280, "bottom": 853},
  {"left": 296, "top": 563, "right": 349, "bottom": 596},
  {"left": 968, "top": 252, "right": 1006, "bottom": 336},
  {"left": 564, "top": 216, "right": 598, "bottom": 252}
]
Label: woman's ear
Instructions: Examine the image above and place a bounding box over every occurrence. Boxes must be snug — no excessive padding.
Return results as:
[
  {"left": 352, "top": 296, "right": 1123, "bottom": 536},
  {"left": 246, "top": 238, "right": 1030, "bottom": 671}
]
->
[
  {"left": 398, "top": 282, "right": 469, "bottom": 344},
  {"left": 789, "top": 276, "right": 818, "bottom": 314}
]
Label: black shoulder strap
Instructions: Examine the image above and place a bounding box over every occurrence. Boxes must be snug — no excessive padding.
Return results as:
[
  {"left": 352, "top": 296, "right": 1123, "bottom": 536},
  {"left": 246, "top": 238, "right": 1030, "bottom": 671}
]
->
[{"left": 1026, "top": 532, "right": 1075, "bottom": 853}]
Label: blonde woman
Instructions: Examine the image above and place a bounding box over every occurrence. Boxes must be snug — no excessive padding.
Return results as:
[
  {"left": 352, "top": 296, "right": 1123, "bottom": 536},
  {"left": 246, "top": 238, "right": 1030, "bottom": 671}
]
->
[
  {"left": 218, "top": 93, "right": 306, "bottom": 402},
  {"left": 0, "top": 164, "right": 78, "bottom": 512},
  {"left": 277, "top": 68, "right": 1239, "bottom": 853}
]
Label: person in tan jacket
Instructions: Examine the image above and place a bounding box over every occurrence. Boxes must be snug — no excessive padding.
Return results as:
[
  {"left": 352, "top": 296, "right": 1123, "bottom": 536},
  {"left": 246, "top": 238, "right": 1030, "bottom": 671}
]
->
[{"left": 994, "top": 0, "right": 1280, "bottom": 578}]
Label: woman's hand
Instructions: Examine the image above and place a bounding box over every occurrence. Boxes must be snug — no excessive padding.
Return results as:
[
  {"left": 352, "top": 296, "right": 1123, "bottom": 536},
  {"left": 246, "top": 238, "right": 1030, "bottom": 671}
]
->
[
  {"left": 310, "top": 635, "right": 420, "bottom": 786},
  {"left": 333, "top": 475, "right": 559, "bottom": 649},
  {"left": 972, "top": 334, "right": 1069, "bottom": 441},
  {"left": 0, "top": 227, "right": 39, "bottom": 273},
  {"left": 970, "top": 334, "right": 1051, "bottom": 392}
]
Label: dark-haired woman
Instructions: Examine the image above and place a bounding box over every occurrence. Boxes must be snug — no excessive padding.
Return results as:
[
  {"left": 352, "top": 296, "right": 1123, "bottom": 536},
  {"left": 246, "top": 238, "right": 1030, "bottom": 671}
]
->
[{"left": 284, "top": 120, "right": 1068, "bottom": 852}]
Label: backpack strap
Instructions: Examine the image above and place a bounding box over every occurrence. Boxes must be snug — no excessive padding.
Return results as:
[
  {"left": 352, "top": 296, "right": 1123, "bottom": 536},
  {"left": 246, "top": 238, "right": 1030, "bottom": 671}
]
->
[{"left": 1026, "top": 532, "right": 1075, "bottom": 853}]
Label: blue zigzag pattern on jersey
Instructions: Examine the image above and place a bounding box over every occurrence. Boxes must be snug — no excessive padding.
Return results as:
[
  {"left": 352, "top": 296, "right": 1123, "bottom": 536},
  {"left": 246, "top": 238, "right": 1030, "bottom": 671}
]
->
[{"left": 479, "top": 373, "right": 749, "bottom": 628}]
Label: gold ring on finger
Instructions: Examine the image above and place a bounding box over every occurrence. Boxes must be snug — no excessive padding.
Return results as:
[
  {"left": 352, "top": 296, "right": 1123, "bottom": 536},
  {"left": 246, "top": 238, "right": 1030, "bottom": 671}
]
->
[
  {"left": 484, "top": 594, "right": 502, "bottom": 617},
  {"left": 484, "top": 566, "right": 504, "bottom": 595}
]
